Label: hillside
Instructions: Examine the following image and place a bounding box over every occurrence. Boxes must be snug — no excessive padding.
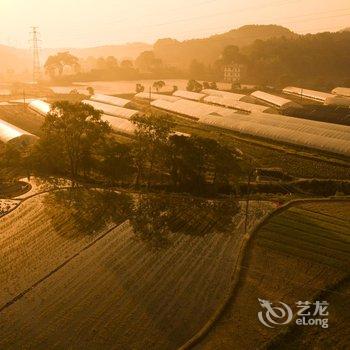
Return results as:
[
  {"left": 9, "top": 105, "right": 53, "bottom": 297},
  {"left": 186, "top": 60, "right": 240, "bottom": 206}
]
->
[
  {"left": 0, "top": 25, "right": 295, "bottom": 75},
  {"left": 0, "top": 43, "right": 152, "bottom": 75},
  {"left": 0, "top": 45, "right": 32, "bottom": 74},
  {"left": 153, "top": 25, "right": 296, "bottom": 67}
]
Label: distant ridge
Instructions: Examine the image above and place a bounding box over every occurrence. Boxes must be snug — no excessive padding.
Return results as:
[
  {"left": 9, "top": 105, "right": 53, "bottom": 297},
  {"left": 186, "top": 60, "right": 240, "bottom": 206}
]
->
[{"left": 153, "top": 25, "right": 296, "bottom": 67}]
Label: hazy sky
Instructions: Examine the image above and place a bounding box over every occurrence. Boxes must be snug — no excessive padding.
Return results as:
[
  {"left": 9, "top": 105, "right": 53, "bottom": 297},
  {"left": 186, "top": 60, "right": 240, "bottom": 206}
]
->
[{"left": 1, "top": 0, "right": 349, "bottom": 48}]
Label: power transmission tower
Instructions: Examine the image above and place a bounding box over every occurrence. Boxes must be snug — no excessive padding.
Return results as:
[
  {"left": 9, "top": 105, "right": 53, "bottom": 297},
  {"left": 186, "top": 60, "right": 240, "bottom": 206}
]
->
[{"left": 29, "top": 26, "right": 41, "bottom": 83}]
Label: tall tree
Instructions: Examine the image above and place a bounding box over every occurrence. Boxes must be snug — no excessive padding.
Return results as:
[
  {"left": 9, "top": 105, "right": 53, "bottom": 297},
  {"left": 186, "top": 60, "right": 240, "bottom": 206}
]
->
[
  {"left": 44, "top": 52, "right": 80, "bottom": 79},
  {"left": 33, "top": 101, "right": 111, "bottom": 182},
  {"left": 131, "top": 114, "right": 174, "bottom": 188},
  {"left": 153, "top": 80, "right": 165, "bottom": 92}
]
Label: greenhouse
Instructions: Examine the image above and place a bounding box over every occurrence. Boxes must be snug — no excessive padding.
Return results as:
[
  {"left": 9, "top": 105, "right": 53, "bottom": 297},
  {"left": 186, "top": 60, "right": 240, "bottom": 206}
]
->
[
  {"left": 204, "top": 95, "right": 272, "bottom": 113},
  {"left": 251, "top": 91, "right": 300, "bottom": 109},
  {"left": 0, "top": 119, "right": 34, "bottom": 143},
  {"left": 82, "top": 100, "right": 139, "bottom": 119},
  {"left": 332, "top": 87, "right": 350, "bottom": 98},
  {"left": 198, "top": 112, "right": 350, "bottom": 157},
  {"left": 151, "top": 99, "right": 237, "bottom": 119},
  {"left": 201, "top": 89, "right": 245, "bottom": 101},
  {"left": 28, "top": 100, "right": 51, "bottom": 115},
  {"left": 90, "top": 94, "right": 131, "bottom": 107},
  {"left": 282, "top": 87, "right": 333, "bottom": 103},
  {"left": 173, "top": 90, "right": 206, "bottom": 101},
  {"left": 100, "top": 114, "right": 136, "bottom": 135},
  {"left": 324, "top": 96, "right": 350, "bottom": 107},
  {"left": 134, "top": 92, "right": 180, "bottom": 102}
]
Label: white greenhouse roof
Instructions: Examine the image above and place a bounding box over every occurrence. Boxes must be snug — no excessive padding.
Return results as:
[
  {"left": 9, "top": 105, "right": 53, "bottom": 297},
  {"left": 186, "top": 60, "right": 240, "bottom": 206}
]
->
[
  {"left": 324, "top": 96, "right": 350, "bottom": 107},
  {"left": 90, "top": 94, "right": 131, "bottom": 107},
  {"left": 151, "top": 98, "right": 237, "bottom": 119},
  {"left": 101, "top": 114, "right": 136, "bottom": 135},
  {"left": 283, "top": 87, "right": 333, "bottom": 103},
  {"left": 28, "top": 100, "right": 51, "bottom": 115},
  {"left": 198, "top": 112, "right": 350, "bottom": 157},
  {"left": 251, "top": 91, "right": 296, "bottom": 108},
  {"left": 0, "top": 119, "right": 33, "bottom": 143},
  {"left": 332, "top": 87, "right": 350, "bottom": 98},
  {"left": 201, "top": 89, "right": 245, "bottom": 101},
  {"left": 82, "top": 100, "right": 138, "bottom": 119},
  {"left": 134, "top": 92, "right": 181, "bottom": 102},
  {"left": 173, "top": 90, "right": 206, "bottom": 101},
  {"left": 204, "top": 95, "right": 271, "bottom": 113}
]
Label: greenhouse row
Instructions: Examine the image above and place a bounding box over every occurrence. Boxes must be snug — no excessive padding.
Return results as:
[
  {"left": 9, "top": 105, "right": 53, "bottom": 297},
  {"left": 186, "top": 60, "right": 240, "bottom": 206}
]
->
[
  {"left": 100, "top": 114, "right": 136, "bottom": 135},
  {"left": 82, "top": 100, "right": 139, "bottom": 119},
  {"left": 332, "top": 87, "right": 350, "bottom": 98},
  {"left": 173, "top": 90, "right": 206, "bottom": 101},
  {"left": 90, "top": 94, "right": 131, "bottom": 107},
  {"left": 197, "top": 113, "right": 350, "bottom": 157},
  {"left": 28, "top": 100, "right": 51, "bottom": 115},
  {"left": 0, "top": 119, "right": 34, "bottom": 143},
  {"left": 282, "top": 86, "right": 334, "bottom": 103},
  {"left": 201, "top": 89, "right": 245, "bottom": 101},
  {"left": 27, "top": 99, "right": 138, "bottom": 136},
  {"left": 134, "top": 92, "right": 180, "bottom": 102},
  {"left": 151, "top": 99, "right": 237, "bottom": 119},
  {"left": 204, "top": 95, "right": 271, "bottom": 113},
  {"left": 250, "top": 90, "right": 300, "bottom": 109}
]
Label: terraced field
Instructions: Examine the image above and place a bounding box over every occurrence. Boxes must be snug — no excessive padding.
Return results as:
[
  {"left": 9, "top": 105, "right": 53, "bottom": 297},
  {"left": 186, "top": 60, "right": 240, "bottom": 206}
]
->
[
  {"left": 197, "top": 200, "right": 350, "bottom": 350},
  {"left": 0, "top": 189, "right": 273, "bottom": 349}
]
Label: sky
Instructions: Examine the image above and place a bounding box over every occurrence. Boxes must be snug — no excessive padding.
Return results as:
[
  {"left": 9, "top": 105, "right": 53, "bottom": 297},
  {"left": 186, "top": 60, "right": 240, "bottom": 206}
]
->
[{"left": 0, "top": 0, "right": 349, "bottom": 48}]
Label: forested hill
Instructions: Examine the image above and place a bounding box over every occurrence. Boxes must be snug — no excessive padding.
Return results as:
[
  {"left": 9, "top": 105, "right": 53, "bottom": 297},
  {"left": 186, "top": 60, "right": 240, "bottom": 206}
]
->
[
  {"left": 153, "top": 25, "right": 296, "bottom": 67},
  {"left": 244, "top": 31, "right": 350, "bottom": 87}
]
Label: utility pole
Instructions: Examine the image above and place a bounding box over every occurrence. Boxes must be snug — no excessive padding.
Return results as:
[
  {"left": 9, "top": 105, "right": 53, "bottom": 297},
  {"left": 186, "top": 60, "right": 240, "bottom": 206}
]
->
[
  {"left": 244, "top": 159, "right": 253, "bottom": 235},
  {"left": 23, "top": 89, "right": 26, "bottom": 108},
  {"left": 29, "top": 26, "right": 41, "bottom": 83},
  {"left": 300, "top": 87, "right": 303, "bottom": 103}
]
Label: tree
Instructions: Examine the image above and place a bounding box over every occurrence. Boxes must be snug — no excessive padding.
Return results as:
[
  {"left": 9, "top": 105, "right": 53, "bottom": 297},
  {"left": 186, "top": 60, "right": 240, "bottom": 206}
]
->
[
  {"left": 44, "top": 52, "right": 80, "bottom": 79},
  {"left": 203, "top": 81, "right": 210, "bottom": 89},
  {"left": 221, "top": 45, "right": 245, "bottom": 64},
  {"left": 135, "top": 51, "right": 162, "bottom": 72},
  {"left": 33, "top": 101, "right": 111, "bottom": 182},
  {"left": 166, "top": 135, "right": 242, "bottom": 193},
  {"left": 86, "top": 86, "right": 94, "bottom": 96},
  {"left": 186, "top": 79, "right": 203, "bottom": 92},
  {"left": 166, "top": 135, "right": 205, "bottom": 191},
  {"left": 153, "top": 80, "right": 165, "bottom": 92},
  {"left": 98, "top": 140, "right": 134, "bottom": 184},
  {"left": 209, "top": 81, "right": 218, "bottom": 89},
  {"left": 105, "top": 56, "right": 119, "bottom": 70},
  {"left": 136, "top": 83, "right": 145, "bottom": 93},
  {"left": 131, "top": 113, "right": 174, "bottom": 188},
  {"left": 120, "top": 60, "right": 133, "bottom": 69}
]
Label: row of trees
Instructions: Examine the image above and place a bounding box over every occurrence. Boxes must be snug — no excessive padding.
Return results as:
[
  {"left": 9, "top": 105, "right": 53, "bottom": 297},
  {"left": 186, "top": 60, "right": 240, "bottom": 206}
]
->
[
  {"left": 186, "top": 80, "right": 217, "bottom": 92},
  {"left": 1, "top": 102, "right": 242, "bottom": 194},
  {"left": 184, "top": 31, "right": 350, "bottom": 88}
]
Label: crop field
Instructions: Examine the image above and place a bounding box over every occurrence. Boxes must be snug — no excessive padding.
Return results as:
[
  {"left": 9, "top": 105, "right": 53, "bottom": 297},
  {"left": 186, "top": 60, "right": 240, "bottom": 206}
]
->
[
  {"left": 0, "top": 189, "right": 273, "bottom": 349},
  {"left": 0, "top": 105, "right": 44, "bottom": 136},
  {"left": 165, "top": 114, "right": 350, "bottom": 180},
  {"left": 197, "top": 200, "right": 350, "bottom": 349}
]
